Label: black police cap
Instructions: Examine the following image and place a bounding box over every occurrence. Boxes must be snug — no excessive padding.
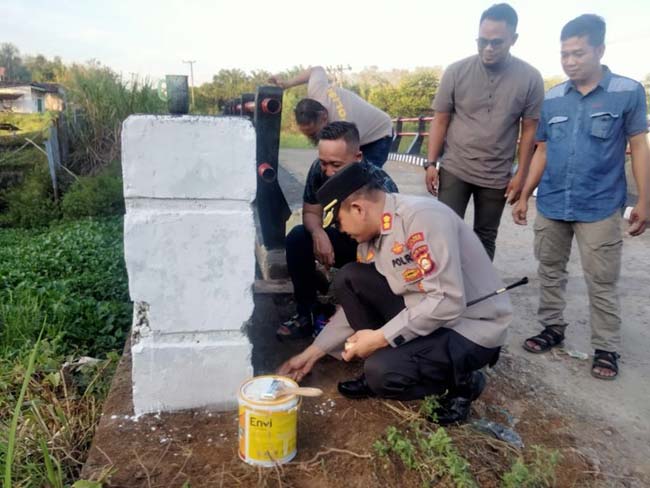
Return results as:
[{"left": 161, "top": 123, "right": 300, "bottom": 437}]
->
[{"left": 316, "top": 163, "right": 373, "bottom": 227}]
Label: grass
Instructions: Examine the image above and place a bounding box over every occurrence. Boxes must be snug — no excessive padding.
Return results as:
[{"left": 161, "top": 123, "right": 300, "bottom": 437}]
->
[
  {"left": 0, "top": 217, "right": 130, "bottom": 486},
  {"left": 280, "top": 131, "right": 313, "bottom": 149},
  {"left": 374, "top": 396, "right": 561, "bottom": 487},
  {"left": 0, "top": 113, "right": 53, "bottom": 147}
]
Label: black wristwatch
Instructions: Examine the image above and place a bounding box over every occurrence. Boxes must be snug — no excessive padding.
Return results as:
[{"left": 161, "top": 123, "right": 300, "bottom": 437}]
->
[{"left": 423, "top": 160, "right": 437, "bottom": 170}]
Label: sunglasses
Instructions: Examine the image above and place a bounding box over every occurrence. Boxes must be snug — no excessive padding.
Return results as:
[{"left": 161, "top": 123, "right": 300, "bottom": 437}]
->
[{"left": 476, "top": 38, "right": 506, "bottom": 49}]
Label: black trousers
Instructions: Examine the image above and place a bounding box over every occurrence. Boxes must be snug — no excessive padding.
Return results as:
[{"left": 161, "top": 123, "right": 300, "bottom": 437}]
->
[
  {"left": 334, "top": 262, "right": 500, "bottom": 400},
  {"left": 437, "top": 166, "right": 507, "bottom": 261},
  {"left": 285, "top": 224, "right": 357, "bottom": 317}
]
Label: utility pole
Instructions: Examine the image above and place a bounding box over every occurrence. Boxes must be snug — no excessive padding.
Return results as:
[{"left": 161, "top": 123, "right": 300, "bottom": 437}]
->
[{"left": 182, "top": 60, "right": 196, "bottom": 109}]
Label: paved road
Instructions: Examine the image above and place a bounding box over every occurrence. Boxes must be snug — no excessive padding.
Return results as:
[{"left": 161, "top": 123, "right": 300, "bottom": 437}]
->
[{"left": 278, "top": 148, "right": 650, "bottom": 477}]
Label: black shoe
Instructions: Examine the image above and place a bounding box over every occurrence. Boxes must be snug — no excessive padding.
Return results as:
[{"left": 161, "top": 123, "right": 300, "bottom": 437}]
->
[
  {"left": 432, "top": 371, "right": 486, "bottom": 426},
  {"left": 338, "top": 375, "right": 375, "bottom": 399}
]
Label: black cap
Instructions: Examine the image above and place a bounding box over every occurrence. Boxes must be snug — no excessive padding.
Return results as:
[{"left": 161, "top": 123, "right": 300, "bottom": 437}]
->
[{"left": 316, "top": 163, "right": 373, "bottom": 227}]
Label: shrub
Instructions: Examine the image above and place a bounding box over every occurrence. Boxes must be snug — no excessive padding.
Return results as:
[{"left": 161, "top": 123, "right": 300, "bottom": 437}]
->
[
  {"left": 0, "top": 163, "right": 60, "bottom": 228},
  {"left": 61, "top": 162, "right": 124, "bottom": 220}
]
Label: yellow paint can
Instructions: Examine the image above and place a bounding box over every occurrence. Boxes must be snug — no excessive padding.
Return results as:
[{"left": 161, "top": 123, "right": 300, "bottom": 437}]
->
[{"left": 238, "top": 375, "right": 300, "bottom": 466}]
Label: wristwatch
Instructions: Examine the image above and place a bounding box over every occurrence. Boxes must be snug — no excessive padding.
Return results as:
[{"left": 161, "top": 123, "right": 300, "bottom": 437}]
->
[{"left": 423, "top": 160, "right": 437, "bottom": 170}]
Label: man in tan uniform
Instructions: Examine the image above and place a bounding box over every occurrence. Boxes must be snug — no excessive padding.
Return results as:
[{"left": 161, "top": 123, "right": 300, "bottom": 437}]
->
[
  {"left": 279, "top": 163, "right": 512, "bottom": 424},
  {"left": 269, "top": 66, "right": 394, "bottom": 167}
]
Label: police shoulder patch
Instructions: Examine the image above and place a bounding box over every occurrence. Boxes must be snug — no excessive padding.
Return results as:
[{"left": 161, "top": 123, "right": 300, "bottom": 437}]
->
[
  {"left": 391, "top": 241, "right": 405, "bottom": 255},
  {"left": 406, "top": 232, "right": 424, "bottom": 250},
  {"left": 402, "top": 267, "right": 423, "bottom": 283},
  {"left": 411, "top": 244, "right": 429, "bottom": 260},
  {"left": 382, "top": 212, "right": 393, "bottom": 231},
  {"left": 416, "top": 251, "right": 436, "bottom": 275}
]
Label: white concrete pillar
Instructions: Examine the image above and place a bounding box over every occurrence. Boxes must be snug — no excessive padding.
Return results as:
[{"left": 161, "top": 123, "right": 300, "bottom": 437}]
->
[{"left": 122, "top": 115, "right": 256, "bottom": 415}]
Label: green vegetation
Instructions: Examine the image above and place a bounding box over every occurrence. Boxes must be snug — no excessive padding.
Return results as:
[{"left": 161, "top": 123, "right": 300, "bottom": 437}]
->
[
  {"left": 502, "top": 446, "right": 561, "bottom": 488},
  {"left": 374, "top": 397, "right": 476, "bottom": 487},
  {"left": 280, "top": 131, "right": 313, "bottom": 149},
  {"left": 0, "top": 217, "right": 129, "bottom": 486},
  {"left": 373, "top": 396, "right": 561, "bottom": 488},
  {"left": 0, "top": 112, "right": 54, "bottom": 147}
]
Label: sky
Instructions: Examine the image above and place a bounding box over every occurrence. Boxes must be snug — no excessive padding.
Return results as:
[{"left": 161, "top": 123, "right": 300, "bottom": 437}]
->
[{"left": 3, "top": 0, "right": 649, "bottom": 85}]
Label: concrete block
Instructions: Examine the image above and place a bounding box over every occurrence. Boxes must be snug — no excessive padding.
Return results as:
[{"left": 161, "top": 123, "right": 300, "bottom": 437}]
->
[
  {"left": 122, "top": 115, "right": 256, "bottom": 201},
  {"left": 124, "top": 207, "right": 255, "bottom": 333},
  {"left": 131, "top": 333, "right": 252, "bottom": 415}
]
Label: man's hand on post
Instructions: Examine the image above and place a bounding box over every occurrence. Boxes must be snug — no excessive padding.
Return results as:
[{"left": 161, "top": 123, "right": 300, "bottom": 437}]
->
[
  {"left": 312, "top": 229, "right": 335, "bottom": 268},
  {"left": 342, "top": 329, "right": 389, "bottom": 361},
  {"left": 425, "top": 166, "right": 439, "bottom": 196},
  {"left": 627, "top": 203, "right": 648, "bottom": 236}
]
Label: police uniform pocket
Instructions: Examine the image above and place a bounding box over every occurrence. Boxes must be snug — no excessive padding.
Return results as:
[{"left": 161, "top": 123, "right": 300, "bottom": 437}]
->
[
  {"left": 590, "top": 112, "right": 619, "bottom": 139},
  {"left": 548, "top": 116, "right": 569, "bottom": 141}
]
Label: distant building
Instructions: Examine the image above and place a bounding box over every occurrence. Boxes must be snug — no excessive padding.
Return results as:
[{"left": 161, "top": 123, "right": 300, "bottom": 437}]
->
[{"left": 0, "top": 82, "right": 65, "bottom": 113}]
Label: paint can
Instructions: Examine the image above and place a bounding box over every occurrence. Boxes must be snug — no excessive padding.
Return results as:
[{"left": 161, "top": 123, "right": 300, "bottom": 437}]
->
[{"left": 238, "top": 375, "right": 300, "bottom": 466}]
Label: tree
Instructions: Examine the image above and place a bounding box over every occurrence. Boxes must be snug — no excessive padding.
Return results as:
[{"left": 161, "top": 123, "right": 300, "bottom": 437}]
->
[
  {"left": 24, "top": 54, "right": 66, "bottom": 82},
  {"left": 368, "top": 68, "right": 441, "bottom": 117},
  {"left": 0, "top": 43, "right": 31, "bottom": 81}
]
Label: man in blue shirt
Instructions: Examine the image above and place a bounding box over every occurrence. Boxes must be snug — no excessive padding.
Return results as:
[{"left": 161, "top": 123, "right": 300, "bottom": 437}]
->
[{"left": 512, "top": 14, "right": 649, "bottom": 380}]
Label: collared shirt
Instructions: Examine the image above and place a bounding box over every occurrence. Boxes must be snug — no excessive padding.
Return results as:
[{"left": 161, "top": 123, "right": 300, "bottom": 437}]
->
[
  {"left": 308, "top": 67, "right": 393, "bottom": 145},
  {"left": 303, "top": 160, "right": 398, "bottom": 205},
  {"left": 314, "top": 193, "right": 512, "bottom": 353},
  {"left": 536, "top": 66, "right": 648, "bottom": 222},
  {"left": 433, "top": 54, "right": 544, "bottom": 189}
]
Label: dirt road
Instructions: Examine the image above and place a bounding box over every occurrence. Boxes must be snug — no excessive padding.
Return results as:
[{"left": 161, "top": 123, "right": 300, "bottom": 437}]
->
[{"left": 279, "top": 149, "right": 650, "bottom": 484}]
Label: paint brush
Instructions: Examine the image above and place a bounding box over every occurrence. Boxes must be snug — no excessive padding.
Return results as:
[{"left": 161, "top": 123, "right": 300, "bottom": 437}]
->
[{"left": 262, "top": 379, "right": 323, "bottom": 400}]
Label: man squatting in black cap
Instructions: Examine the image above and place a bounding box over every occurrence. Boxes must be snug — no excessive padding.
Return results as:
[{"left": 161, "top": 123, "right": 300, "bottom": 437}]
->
[{"left": 279, "top": 163, "right": 513, "bottom": 424}]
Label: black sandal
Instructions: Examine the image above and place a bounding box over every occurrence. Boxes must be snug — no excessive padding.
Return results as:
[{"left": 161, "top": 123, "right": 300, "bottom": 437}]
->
[
  {"left": 522, "top": 326, "right": 565, "bottom": 354},
  {"left": 591, "top": 350, "right": 620, "bottom": 380},
  {"left": 276, "top": 314, "right": 313, "bottom": 340}
]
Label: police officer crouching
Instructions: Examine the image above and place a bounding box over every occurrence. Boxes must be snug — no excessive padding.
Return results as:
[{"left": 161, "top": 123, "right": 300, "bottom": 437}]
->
[{"left": 278, "top": 163, "right": 513, "bottom": 424}]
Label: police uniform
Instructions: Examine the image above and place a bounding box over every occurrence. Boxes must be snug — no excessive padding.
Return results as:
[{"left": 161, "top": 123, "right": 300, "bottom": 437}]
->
[{"left": 314, "top": 164, "right": 512, "bottom": 400}]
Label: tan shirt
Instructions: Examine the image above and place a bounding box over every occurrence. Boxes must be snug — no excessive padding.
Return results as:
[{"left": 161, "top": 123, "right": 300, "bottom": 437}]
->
[
  {"left": 314, "top": 193, "right": 512, "bottom": 354},
  {"left": 433, "top": 55, "right": 544, "bottom": 189},
  {"left": 308, "top": 67, "right": 393, "bottom": 145}
]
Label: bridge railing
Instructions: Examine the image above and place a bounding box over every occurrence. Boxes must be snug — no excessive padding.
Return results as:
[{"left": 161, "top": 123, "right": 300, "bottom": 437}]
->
[{"left": 389, "top": 116, "right": 432, "bottom": 166}]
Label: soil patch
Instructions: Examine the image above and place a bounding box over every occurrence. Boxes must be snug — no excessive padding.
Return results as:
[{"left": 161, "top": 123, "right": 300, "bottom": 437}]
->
[{"left": 81, "top": 295, "right": 630, "bottom": 487}]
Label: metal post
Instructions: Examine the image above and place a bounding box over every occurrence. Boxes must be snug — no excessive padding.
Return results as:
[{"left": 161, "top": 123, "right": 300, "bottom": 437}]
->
[{"left": 182, "top": 60, "right": 196, "bottom": 109}]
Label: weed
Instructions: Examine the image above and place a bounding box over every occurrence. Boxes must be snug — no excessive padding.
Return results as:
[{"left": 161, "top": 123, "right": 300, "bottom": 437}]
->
[
  {"left": 374, "top": 396, "right": 476, "bottom": 487},
  {"left": 502, "top": 445, "right": 561, "bottom": 488}
]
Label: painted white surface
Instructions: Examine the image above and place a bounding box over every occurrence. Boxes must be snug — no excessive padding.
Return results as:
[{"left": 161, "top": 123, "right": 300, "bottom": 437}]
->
[
  {"left": 124, "top": 207, "right": 255, "bottom": 333},
  {"left": 122, "top": 115, "right": 257, "bottom": 201},
  {"left": 131, "top": 333, "right": 253, "bottom": 414},
  {"left": 122, "top": 115, "right": 256, "bottom": 415}
]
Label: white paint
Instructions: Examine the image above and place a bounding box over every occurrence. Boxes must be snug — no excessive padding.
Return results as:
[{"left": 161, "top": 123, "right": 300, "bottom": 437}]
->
[
  {"left": 124, "top": 208, "right": 255, "bottom": 333},
  {"left": 122, "top": 115, "right": 257, "bottom": 416},
  {"left": 131, "top": 333, "right": 252, "bottom": 412},
  {"left": 122, "top": 115, "right": 256, "bottom": 201}
]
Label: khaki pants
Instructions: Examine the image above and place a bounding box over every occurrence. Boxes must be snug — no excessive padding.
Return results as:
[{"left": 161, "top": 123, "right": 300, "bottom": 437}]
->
[{"left": 533, "top": 211, "right": 623, "bottom": 351}]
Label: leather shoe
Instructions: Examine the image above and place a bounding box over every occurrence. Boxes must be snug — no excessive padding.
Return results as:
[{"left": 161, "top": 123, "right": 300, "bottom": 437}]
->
[
  {"left": 432, "top": 371, "right": 486, "bottom": 426},
  {"left": 338, "top": 375, "right": 375, "bottom": 399}
]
